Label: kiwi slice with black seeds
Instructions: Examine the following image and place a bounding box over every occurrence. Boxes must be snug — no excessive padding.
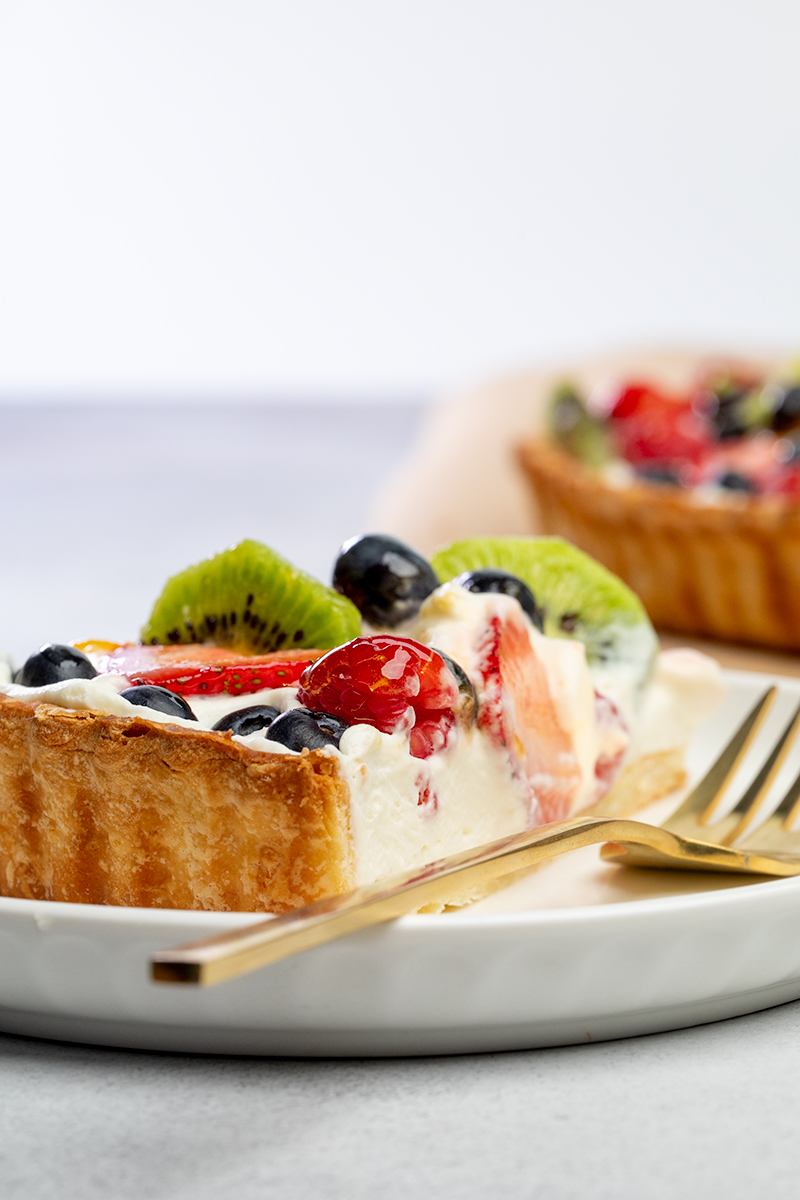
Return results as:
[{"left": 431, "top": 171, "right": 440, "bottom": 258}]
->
[
  {"left": 431, "top": 536, "right": 657, "bottom": 687},
  {"left": 141, "top": 540, "right": 361, "bottom": 652}
]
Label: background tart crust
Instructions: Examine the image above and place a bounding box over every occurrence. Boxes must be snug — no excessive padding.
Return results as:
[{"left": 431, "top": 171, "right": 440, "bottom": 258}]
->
[
  {"left": 518, "top": 435, "right": 800, "bottom": 651},
  {"left": 0, "top": 694, "right": 354, "bottom": 913}
]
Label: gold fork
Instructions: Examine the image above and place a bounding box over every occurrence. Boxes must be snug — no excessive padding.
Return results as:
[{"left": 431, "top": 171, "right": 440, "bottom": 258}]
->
[{"left": 152, "top": 684, "right": 800, "bottom": 988}]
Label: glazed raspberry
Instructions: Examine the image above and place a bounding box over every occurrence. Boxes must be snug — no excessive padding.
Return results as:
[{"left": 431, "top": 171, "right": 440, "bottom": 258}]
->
[{"left": 297, "top": 636, "right": 459, "bottom": 759}]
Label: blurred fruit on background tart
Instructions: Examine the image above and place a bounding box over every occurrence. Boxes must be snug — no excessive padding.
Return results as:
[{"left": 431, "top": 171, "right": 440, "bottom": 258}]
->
[{"left": 518, "top": 359, "right": 800, "bottom": 651}]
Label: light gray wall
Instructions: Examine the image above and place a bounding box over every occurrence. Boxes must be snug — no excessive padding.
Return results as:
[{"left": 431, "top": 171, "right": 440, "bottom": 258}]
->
[{"left": 1, "top": 0, "right": 798, "bottom": 399}]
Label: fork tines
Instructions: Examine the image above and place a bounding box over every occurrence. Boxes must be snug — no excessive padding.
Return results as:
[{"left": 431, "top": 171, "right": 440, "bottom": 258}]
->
[{"left": 665, "top": 686, "right": 800, "bottom": 852}]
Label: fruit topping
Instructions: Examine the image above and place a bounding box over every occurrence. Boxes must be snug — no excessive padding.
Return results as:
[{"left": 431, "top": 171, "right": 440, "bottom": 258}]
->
[
  {"left": 332, "top": 534, "right": 439, "bottom": 627},
  {"left": 297, "top": 636, "right": 459, "bottom": 759},
  {"left": 770, "top": 384, "right": 800, "bottom": 433},
  {"left": 15, "top": 644, "right": 98, "bottom": 688},
  {"left": 473, "top": 607, "right": 581, "bottom": 823},
  {"left": 717, "top": 471, "right": 756, "bottom": 493},
  {"left": 634, "top": 464, "right": 682, "bottom": 486},
  {"left": 211, "top": 704, "right": 281, "bottom": 736},
  {"left": 550, "top": 368, "right": 800, "bottom": 499},
  {"left": 549, "top": 384, "right": 613, "bottom": 467},
  {"left": 119, "top": 685, "right": 197, "bottom": 720},
  {"left": 607, "top": 382, "right": 709, "bottom": 467},
  {"left": 431, "top": 537, "right": 657, "bottom": 684},
  {"left": 452, "top": 568, "right": 545, "bottom": 632},
  {"left": 690, "top": 432, "right": 783, "bottom": 495},
  {"left": 702, "top": 381, "right": 765, "bottom": 441},
  {"left": 431, "top": 647, "right": 478, "bottom": 723},
  {"left": 141, "top": 539, "right": 360, "bottom": 653},
  {"left": 306, "top": 711, "right": 351, "bottom": 745},
  {"left": 89, "top": 643, "right": 319, "bottom": 696},
  {"left": 266, "top": 708, "right": 349, "bottom": 752}
]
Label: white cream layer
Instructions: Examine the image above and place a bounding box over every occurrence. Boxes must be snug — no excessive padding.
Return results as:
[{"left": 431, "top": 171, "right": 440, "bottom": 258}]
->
[
  {"left": 0, "top": 676, "right": 301, "bottom": 737},
  {"left": 627, "top": 647, "right": 725, "bottom": 757},
  {"left": 336, "top": 723, "right": 529, "bottom": 886}
]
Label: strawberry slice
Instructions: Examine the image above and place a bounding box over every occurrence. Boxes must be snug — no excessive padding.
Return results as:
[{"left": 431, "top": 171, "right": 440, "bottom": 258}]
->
[
  {"left": 474, "top": 610, "right": 582, "bottom": 823},
  {"left": 80, "top": 643, "right": 322, "bottom": 696}
]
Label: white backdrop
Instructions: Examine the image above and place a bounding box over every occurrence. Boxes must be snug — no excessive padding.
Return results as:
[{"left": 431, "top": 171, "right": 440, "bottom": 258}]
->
[{"left": 1, "top": 0, "right": 798, "bottom": 399}]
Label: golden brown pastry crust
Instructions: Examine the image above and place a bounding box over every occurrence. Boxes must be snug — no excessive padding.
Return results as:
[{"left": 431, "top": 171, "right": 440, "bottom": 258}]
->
[
  {"left": 518, "top": 435, "right": 800, "bottom": 650},
  {"left": 0, "top": 694, "right": 354, "bottom": 913}
]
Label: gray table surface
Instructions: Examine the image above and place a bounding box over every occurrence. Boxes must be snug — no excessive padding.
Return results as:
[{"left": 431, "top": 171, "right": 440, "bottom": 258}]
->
[{"left": 1, "top": 401, "right": 800, "bottom": 1200}]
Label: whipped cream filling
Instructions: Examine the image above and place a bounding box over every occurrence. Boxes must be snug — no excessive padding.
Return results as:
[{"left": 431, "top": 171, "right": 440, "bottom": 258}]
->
[
  {"left": 0, "top": 676, "right": 302, "bottom": 740},
  {"left": 627, "top": 647, "right": 725, "bottom": 757},
  {"left": 336, "top": 723, "right": 530, "bottom": 886}
]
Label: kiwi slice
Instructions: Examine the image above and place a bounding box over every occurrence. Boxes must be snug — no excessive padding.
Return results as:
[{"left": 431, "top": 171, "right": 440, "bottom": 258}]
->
[
  {"left": 549, "top": 383, "right": 613, "bottom": 468},
  {"left": 431, "top": 536, "right": 657, "bottom": 684},
  {"left": 141, "top": 540, "right": 361, "bottom": 652}
]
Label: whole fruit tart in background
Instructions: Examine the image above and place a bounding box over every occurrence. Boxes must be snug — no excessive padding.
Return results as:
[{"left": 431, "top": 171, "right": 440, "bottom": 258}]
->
[
  {"left": 517, "top": 357, "right": 800, "bottom": 650},
  {"left": 0, "top": 535, "right": 722, "bottom": 915}
]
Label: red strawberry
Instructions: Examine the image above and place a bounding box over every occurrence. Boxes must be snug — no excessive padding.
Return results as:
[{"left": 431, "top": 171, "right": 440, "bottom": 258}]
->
[{"left": 84, "top": 643, "right": 320, "bottom": 696}]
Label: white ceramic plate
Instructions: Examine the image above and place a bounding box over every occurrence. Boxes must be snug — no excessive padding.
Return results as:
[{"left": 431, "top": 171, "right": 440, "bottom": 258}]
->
[{"left": 3, "top": 669, "right": 800, "bottom": 1057}]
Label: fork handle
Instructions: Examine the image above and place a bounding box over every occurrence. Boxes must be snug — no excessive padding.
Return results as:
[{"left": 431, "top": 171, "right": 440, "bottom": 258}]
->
[{"left": 150, "top": 815, "right": 776, "bottom": 988}]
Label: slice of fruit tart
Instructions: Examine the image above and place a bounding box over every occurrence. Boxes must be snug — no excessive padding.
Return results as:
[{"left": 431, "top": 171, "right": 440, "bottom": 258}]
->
[{"left": 0, "top": 536, "right": 723, "bottom": 913}]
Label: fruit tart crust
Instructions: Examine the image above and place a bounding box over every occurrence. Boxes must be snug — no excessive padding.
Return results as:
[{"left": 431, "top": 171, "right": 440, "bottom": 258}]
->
[{"left": 0, "top": 693, "right": 354, "bottom": 914}]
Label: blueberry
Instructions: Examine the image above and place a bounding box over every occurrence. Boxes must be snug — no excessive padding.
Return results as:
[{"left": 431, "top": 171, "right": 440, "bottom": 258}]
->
[
  {"left": 717, "top": 471, "right": 757, "bottom": 494},
  {"left": 119, "top": 685, "right": 197, "bottom": 720},
  {"left": 713, "top": 410, "right": 750, "bottom": 440},
  {"left": 212, "top": 704, "right": 281, "bottom": 736},
  {"left": 333, "top": 534, "right": 439, "bottom": 627},
  {"left": 706, "top": 386, "right": 750, "bottom": 440},
  {"left": 431, "top": 648, "right": 478, "bottom": 722},
  {"left": 635, "top": 465, "right": 681, "bottom": 486},
  {"left": 453, "top": 569, "right": 545, "bottom": 633},
  {"left": 308, "top": 710, "right": 350, "bottom": 745},
  {"left": 771, "top": 386, "right": 800, "bottom": 433},
  {"left": 266, "top": 708, "right": 349, "bottom": 752},
  {"left": 15, "top": 644, "right": 98, "bottom": 688}
]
